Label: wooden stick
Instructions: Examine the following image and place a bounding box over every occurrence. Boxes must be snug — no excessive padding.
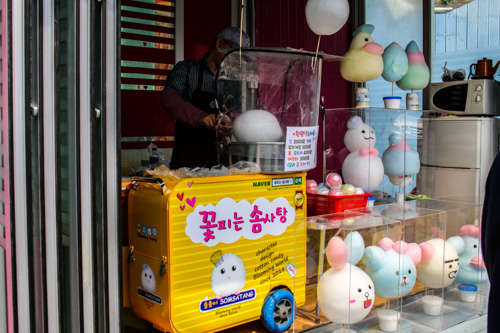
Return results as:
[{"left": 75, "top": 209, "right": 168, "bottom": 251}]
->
[
  {"left": 314, "top": 35, "right": 321, "bottom": 72},
  {"left": 239, "top": 0, "right": 244, "bottom": 64}
]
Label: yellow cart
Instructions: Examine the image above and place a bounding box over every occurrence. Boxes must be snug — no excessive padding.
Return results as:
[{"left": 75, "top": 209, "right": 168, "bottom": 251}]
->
[{"left": 127, "top": 173, "right": 307, "bottom": 333}]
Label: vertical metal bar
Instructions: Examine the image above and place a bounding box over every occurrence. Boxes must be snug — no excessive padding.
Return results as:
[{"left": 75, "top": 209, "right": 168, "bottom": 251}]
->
[
  {"left": 43, "top": 0, "right": 60, "bottom": 331},
  {"left": 12, "top": 0, "right": 31, "bottom": 332},
  {"left": 80, "top": 0, "right": 94, "bottom": 332},
  {"left": 106, "top": 0, "right": 121, "bottom": 331},
  {"left": 175, "top": 0, "right": 184, "bottom": 63},
  {"left": 1, "top": 0, "right": 14, "bottom": 331}
]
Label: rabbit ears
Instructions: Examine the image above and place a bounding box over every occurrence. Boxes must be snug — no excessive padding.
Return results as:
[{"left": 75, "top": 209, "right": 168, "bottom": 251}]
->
[{"left": 326, "top": 231, "right": 365, "bottom": 271}]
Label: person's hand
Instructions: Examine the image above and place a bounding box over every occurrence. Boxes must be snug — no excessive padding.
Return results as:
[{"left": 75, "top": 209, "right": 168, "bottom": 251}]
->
[
  {"left": 217, "top": 114, "right": 232, "bottom": 137},
  {"left": 199, "top": 113, "right": 216, "bottom": 129}
]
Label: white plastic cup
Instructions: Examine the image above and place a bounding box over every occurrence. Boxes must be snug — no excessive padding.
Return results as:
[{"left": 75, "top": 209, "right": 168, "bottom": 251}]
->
[
  {"left": 406, "top": 92, "right": 419, "bottom": 110},
  {"left": 378, "top": 309, "right": 400, "bottom": 332},
  {"left": 356, "top": 87, "right": 370, "bottom": 108},
  {"left": 383, "top": 96, "right": 402, "bottom": 109},
  {"left": 458, "top": 283, "right": 478, "bottom": 302},
  {"left": 421, "top": 295, "right": 443, "bottom": 316}
]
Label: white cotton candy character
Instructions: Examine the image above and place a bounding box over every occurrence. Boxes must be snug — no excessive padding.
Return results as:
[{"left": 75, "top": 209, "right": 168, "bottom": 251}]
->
[
  {"left": 210, "top": 251, "right": 247, "bottom": 299},
  {"left": 141, "top": 264, "right": 156, "bottom": 293}
]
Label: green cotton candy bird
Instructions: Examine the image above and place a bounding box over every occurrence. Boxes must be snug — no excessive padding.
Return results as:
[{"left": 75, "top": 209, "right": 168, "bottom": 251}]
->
[{"left": 396, "top": 41, "right": 430, "bottom": 90}]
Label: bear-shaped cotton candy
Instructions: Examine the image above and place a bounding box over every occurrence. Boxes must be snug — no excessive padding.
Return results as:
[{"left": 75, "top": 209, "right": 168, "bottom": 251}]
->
[
  {"left": 232, "top": 109, "right": 283, "bottom": 143},
  {"left": 363, "top": 238, "right": 422, "bottom": 298}
]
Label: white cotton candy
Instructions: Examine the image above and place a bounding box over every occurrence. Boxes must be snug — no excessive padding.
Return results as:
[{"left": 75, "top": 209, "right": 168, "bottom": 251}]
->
[{"left": 232, "top": 110, "right": 284, "bottom": 143}]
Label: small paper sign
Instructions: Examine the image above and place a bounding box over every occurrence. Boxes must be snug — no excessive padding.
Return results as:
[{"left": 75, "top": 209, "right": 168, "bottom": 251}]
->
[{"left": 284, "top": 126, "right": 319, "bottom": 172}]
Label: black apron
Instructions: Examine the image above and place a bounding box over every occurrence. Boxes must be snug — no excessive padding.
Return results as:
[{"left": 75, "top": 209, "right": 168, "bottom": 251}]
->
[{"left": 170, "top": 60, "right": 219, "bottom": 169}]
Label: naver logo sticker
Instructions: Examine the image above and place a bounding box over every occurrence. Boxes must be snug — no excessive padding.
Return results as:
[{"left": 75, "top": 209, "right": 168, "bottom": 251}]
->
[{"left": 272, "top": 178, "right": 293, "bottom": 187}]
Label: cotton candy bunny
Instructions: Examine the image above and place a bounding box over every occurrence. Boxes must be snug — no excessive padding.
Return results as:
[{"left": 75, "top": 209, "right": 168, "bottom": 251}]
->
[{"left": 317, "top": 231, "right": 375, "bottom": 324}]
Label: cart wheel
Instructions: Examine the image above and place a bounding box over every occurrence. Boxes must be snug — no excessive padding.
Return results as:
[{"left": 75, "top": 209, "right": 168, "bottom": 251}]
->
[{"left": 261, "top": 289, "right": 296, "bottom": 333}]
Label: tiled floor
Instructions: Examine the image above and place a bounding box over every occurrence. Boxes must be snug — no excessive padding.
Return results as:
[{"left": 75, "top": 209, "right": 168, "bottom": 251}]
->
[
  {"left": 125, "top": 313, "right": 487, "bottom": 333},
  {"left": 442, "top": 314, "right": 486, "bottom": 333}
]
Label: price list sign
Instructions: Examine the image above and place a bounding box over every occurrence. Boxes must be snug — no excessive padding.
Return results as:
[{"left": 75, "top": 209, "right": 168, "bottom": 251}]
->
[{"left": 284, "top": 126, "right": 319, "bottom": 172}]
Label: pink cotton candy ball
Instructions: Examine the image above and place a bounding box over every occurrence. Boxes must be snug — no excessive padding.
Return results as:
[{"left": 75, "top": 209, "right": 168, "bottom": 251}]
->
[
  {"left": 326, "top": 173, "right": 343, "bottom": 188},
  {"left": 306, "top": 179, "right": 318, "bottom": 193},
  {"left": 328, "top": 188, "right": 344, "bottom": 196}
]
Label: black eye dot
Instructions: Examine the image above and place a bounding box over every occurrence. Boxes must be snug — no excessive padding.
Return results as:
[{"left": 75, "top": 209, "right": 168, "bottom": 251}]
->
[
  {"left": 369, "top": 285, "right": 372, "bottom": 289},
  {"left": 358, "top": 288, "right": 362, "bottom": 293},
  {"left": 232, "top": 265, "right": 236, "bottom": 271},
  {"left": 449, "top": 264, "right": 452, "bottom": 269},
  {"left": 149, "top": 274, "right": 152, "bottom": 279},
  {"left": 362, "top": 130, "right": 366, "bottom": 133},
  {"left": 144, "top": 273, "right": 147, "bottom": 277},
  {"left": 365, "top": 38, "right": 369, "bottom": 42},
  {"left": 395, "top": 271, "right": 399, "bottom": 276},
  {"left": 221, "top": 268, "right": 225, "bottom": 274},
  {"left": 473, "top": 244, "right": 478, "bottom": 248},
  {"left": 408, "top": 270, "right": 412, "bottom": 274}
]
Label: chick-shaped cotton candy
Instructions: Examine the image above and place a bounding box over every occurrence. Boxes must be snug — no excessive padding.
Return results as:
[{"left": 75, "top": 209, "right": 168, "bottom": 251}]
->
[
  {"left": 382, "top": 42, "right": 408, "bottom": 82},
  {"left": 396, "top": 41, "right": 430, "bottom": 91},
  {"left": 232, "top": 109, "right": 283, "bottom": 143},
  {"left": 340, "top": 24, "right": 384, "bottom": 83}
]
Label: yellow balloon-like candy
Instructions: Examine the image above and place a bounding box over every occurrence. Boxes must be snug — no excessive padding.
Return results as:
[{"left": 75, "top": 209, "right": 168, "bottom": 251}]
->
[{"left": 341, "top": 184, "right": 356, "bottom": 195}]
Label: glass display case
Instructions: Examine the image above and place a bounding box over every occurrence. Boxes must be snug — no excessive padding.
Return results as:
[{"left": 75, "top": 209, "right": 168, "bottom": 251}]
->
[
  {"left": 297, "top": 211, "right": 411, "bottom": 332},
  {"left": 319, "top": 107, "right": 427, "bottom": 200},
  {"left": 346, "top": 199, "right": 486, "bottom": 332},
  {"left": 297, "top": 198, "right": 487, "bottom": 332}
]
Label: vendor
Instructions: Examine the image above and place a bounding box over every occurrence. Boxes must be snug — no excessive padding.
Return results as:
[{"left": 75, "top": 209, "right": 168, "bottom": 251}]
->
[{"left": 160, "top": 26, "right": 250, "bottom": 169}]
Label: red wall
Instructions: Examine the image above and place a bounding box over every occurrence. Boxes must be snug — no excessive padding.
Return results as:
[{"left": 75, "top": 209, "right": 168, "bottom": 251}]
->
[
  {"left": 254, "top": 0, "right": 354, "bottom": 182},
  {"left": 184, "top": 0, "right": 233, "bottom": 60}
]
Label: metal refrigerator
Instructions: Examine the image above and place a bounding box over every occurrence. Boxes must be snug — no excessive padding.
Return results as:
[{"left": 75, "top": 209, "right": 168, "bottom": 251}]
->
[{"left": 418, "top": 117, "right": 500, "bottom": 202}]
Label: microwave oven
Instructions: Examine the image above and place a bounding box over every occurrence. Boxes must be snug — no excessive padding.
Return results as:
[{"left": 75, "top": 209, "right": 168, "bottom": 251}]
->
[{"left": 430, "top": 79, "right": 500, "bottom": 116}]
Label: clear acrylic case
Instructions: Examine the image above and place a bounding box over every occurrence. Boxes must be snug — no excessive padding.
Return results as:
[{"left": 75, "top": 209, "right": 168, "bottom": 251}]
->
[{"left": 215, "top": 48, "right": 327, "bottom": 174}]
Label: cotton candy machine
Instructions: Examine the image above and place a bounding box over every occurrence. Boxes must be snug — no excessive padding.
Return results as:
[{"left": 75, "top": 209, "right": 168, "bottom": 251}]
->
[{"left": 215, "top": 48, "right": 323, "bottom": 173}]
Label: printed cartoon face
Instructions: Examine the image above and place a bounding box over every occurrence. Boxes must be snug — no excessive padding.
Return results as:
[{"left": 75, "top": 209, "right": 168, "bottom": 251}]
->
[
  {"left": 417, "top": 238, "right": 459, "bottom": 289},
  {"left": 364, "top": 247, "right": 419, "bottom": 298},
  {"left": 141, "top": 264, "right": 156, "bottom": 293},
  {"left": 211, "top": 253, "right": 247, "bottom": 298},
  {"left": 344, "top": 123, "right": 377, "bottom": 152},
  {"left": 317, "top": 265, "right": 374, "bottom": 324}
]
